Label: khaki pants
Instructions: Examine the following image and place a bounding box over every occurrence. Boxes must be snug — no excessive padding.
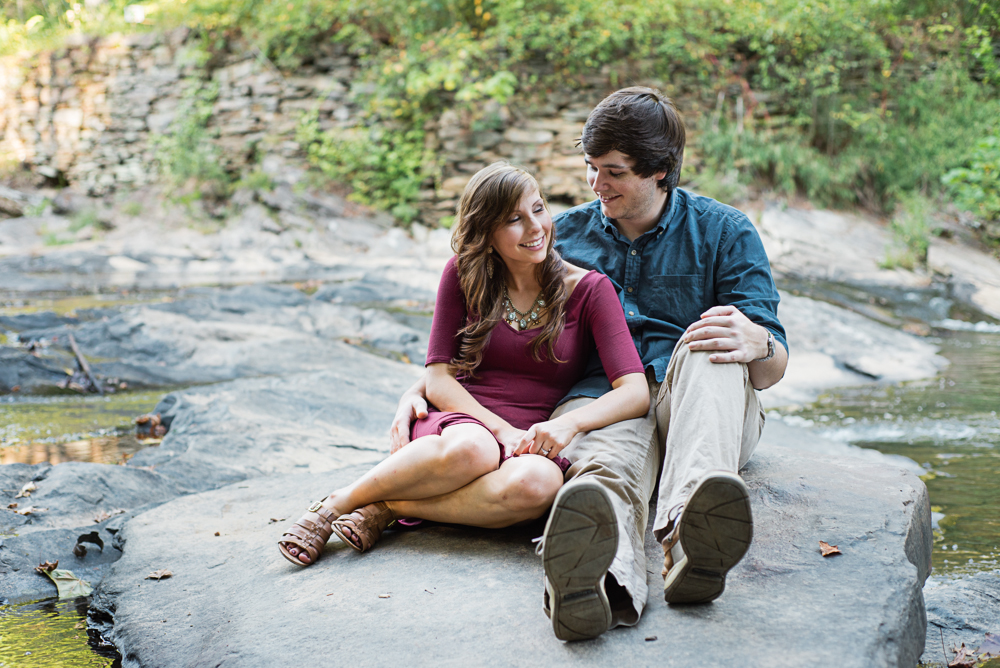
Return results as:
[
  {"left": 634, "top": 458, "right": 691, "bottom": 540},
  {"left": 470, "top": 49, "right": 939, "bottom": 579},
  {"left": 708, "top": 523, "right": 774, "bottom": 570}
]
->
[{"left": 551, "top": 341, "right": 764, "bottom": 625}]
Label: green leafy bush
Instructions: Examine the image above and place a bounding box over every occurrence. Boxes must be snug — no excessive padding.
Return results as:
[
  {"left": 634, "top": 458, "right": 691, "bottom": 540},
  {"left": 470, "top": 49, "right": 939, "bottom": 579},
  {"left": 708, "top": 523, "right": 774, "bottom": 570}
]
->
[
  {"left": 298, "top": 114, "right": 429, "bottom": 223},
  {"left": 882, "top": 194, "right": 931, "bottom": 270},
  {"left": 942, "top": 135, "right": 1000, "bottom": 224},
  {"left": 152, "top": 83, "right": 230, "bottom": 196}
]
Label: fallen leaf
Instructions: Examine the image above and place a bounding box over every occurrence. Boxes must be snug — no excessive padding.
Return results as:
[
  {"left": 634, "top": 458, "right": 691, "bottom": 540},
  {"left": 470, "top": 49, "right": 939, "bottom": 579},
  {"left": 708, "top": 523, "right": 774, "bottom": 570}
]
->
[
  {"left": 378, "top": 593, "right": 391, "bottom": 599},
  {"left": 645, "top": 636, "right": 658, "bottom": 642},
  {"left": 819, "top": 541, "right": 842, "bottom": 557},
  {"left": 146, "top": 569, "right": 173, "bottom": 580},
  {"left": 93, "top": 508, "right": 125, "bottom": 523},
  {"left": 7, "top": 503, "right": 17, "bottom": 509},
  {"left": 214, "top": 532, "right": 220, "bottom": 536},
  {"left": 268, "top": 517, "right": 286, "bottom": 524},
  {"left": 36, "top": 565, "right": 93, "bottom": 598},
  {"left": 73, "top": 543, "right": 87, "bottom": 558},
  {"left": 949, "top": 643, "right": 976, "bottom": 668},
  {"left": 10, "top": 385, "right": 20, "bottom": 392},
  {"left": 14, "top": 505, "right": 47, "bottom": 516},
  {"left": 35, "top": 560, "right": 58, "bottom": 574},
  {"left": 15, "top": 481, "right": 36, "bottom": 498}
]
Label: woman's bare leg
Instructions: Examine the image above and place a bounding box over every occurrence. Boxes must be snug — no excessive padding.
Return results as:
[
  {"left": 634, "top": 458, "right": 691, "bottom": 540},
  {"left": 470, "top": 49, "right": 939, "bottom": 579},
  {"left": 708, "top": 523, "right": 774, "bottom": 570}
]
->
[
  {"left": 284, "top": 423, "right": 498, "bottom": 563},
  {"left": 388, "top": 455, "right": 564, "bottom": 529}
]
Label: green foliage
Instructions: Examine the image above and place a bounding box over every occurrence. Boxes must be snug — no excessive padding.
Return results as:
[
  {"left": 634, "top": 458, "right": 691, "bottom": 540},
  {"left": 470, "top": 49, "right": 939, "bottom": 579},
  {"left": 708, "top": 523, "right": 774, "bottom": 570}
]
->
[
  {"left": 882, "top": 194, "right": 931, "bottom": 270},
  {"left": 69, "top": 209, "right": 98, "bottom": 232},
  {"left": 122, "top": 201, "right": 144, "bottom": 217},
  {"left": 298, "top": 114, "right": 429, "bottom": 222},
  {"left": 5, "top": 0, "right": 1000, "bottom": 223},
  {"left": 152, "top": 83, "right": 229, "bottom": 195},
  {"left": 235, "top": 168, "right": 275, "bottom": 192},
  {"left": 943, "top": 135, "right": 1000, "bottom": 224}
]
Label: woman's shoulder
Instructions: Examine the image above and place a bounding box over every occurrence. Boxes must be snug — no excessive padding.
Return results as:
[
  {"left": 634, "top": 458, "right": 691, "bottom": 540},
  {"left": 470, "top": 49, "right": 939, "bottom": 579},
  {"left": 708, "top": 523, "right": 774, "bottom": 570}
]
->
[{"left": 562, "top": 261, "right": 597, "bottom": 296}]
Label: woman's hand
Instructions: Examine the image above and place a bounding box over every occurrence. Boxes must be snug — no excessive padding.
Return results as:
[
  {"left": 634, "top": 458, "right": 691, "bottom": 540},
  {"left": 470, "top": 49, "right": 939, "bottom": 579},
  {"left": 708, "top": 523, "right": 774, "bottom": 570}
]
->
[
  {"left": 495, "top": 425, "right": 527, "bottom": 459},
  {"left": 514, "top": 416, "right": 579, "bottom": 460},
  {"left": 389, "top": 392, "right": 428, "bottom": 454}
]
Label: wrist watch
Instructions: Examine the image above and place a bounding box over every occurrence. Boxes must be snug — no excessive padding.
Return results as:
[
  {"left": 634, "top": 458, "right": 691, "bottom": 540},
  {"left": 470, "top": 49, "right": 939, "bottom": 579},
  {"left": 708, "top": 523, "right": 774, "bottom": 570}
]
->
[{"left": 753, "top": 331, "right": 775, "bottom": 362}]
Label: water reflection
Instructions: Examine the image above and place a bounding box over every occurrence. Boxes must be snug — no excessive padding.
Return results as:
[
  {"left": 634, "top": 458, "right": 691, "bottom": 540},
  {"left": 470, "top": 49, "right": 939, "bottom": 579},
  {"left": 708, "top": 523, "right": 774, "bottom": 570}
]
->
[
  {"left": 0, "top": 598, "right": 120, "bottom": 667},
  {"left": 0, "top": 434, "right": 148, "bottom": 465}
]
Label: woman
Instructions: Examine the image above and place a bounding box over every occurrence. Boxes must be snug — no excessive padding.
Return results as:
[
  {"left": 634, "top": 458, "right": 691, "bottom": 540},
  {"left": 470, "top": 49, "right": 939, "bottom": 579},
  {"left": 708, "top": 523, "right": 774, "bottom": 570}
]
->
[{"left": 279, "top": 162, "right": 648, "bottom": 566}]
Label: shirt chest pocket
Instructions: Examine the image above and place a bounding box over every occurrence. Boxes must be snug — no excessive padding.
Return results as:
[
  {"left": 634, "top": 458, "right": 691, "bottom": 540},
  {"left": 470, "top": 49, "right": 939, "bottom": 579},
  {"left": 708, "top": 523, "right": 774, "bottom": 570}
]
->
[{"left": 645, "top": 274, "right": 706, "bottom": 329}]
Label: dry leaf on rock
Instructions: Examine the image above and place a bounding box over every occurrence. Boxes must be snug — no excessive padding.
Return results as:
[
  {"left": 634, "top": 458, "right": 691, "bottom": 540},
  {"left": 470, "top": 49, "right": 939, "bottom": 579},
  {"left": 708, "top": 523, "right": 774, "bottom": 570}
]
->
[
  {"left": 146, "top": 570, "right": 173, "bottom": 580},
  {"left": 93, "top": 508, "right": 125, "bottom": 523},
  {"left": 35, "top": 560, "right": 58, "bottom": 574},
  {"left": 949, "top": 644, "right": 977, "bottom": 668},
  {"left": 15, "top": 481, "right": 36, "bottom": 498},
  {"left": 7, "top": 502, "right": 17, "bottom": 509},
  {"left": 378, "top": 593, "right": 391, "bottom": 599},
  {"left": 14, "top": 505, "right": 47, "bottom": 516},
  {"left": 819, "top": 541, "right": 842, "bottom": 557}
]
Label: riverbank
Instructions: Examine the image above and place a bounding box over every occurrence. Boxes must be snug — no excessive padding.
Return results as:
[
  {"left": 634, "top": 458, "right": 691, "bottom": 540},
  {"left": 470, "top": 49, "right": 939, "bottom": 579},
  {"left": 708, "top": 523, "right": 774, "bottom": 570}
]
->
[{"left": 2, "top": 175, "right": 1000, "bottom": 664}]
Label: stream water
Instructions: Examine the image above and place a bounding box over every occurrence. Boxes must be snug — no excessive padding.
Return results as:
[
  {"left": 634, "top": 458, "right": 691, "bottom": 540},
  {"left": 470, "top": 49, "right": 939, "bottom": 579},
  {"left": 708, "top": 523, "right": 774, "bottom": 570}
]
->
[{"left": 784, "top": 327, "right": 1000, "bottom": 578}]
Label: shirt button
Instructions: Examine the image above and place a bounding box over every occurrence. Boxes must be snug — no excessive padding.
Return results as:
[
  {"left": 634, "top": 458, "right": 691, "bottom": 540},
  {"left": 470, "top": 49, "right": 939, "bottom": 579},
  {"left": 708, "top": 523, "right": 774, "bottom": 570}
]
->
[
  {"left": 630, "top": 250, "right": 637, "bottom": 255},
  {"left": 627, "top": 287, "right": 633, "bottom": 293},
  {"left": 628, "top": 311, "right": 634, "bottom": 316}
]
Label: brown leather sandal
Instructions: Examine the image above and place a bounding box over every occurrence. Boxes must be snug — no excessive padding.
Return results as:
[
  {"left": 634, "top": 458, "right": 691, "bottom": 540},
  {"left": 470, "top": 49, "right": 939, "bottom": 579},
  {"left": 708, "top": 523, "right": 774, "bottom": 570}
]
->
[
  {"left": 330, "top": 502, "right": 396, "bottom": 553},
  {"left": 278, "top": 500, "right": 338, "bottom": 566}
]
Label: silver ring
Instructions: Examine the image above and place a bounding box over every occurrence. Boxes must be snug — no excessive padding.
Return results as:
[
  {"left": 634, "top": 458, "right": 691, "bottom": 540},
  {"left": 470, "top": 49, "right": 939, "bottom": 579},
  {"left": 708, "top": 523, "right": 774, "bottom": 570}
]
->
[{"left": 540, "top": 448, "right": 550, "bottom": 456}]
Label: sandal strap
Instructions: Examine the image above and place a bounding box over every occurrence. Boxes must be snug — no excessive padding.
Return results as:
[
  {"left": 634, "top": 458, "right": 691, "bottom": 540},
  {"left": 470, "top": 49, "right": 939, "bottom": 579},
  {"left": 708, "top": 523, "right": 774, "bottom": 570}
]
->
[
  {"left": 333, "top": 502, "right": 395, "bottom": 552},
  {"left": 278, "top": 501, "right": 337, "bottom": 563}
]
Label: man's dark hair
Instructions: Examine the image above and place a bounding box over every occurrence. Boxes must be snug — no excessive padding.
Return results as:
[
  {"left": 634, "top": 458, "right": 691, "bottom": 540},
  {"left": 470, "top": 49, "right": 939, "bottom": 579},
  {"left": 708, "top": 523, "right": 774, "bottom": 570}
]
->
[{"left": 579, "top": 86, "right": 686, "bottom": 192}]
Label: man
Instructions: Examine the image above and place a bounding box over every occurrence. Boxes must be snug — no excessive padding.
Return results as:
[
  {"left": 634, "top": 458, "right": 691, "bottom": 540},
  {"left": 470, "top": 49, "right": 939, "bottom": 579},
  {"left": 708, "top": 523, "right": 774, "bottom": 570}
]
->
[{"left": 389, "top": 86, "right": 788, "bottom": 640}]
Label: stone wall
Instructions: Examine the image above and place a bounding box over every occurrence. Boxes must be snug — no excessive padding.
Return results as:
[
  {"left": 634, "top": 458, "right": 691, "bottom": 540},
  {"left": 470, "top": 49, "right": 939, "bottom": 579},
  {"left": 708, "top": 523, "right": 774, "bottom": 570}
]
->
[{"left": 0, "top": 30, "right": 607, "bottom": 225}]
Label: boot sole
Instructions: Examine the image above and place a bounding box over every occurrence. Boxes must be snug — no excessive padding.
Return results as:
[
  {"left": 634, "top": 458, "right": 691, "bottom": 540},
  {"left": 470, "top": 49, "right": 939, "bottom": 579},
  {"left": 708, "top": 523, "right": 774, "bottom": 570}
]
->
[
  {"left": 541, "top": 480, "right": 618, "bottom": 641},
  {"left": 664, "top": 472, "right": 753, "bottom": 604}
]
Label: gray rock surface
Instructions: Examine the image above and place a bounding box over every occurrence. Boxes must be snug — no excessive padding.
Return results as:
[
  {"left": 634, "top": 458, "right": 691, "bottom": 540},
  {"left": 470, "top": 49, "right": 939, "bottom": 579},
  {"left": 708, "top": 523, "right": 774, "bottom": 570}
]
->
[
  {"left": 1, "top": 352, "right": 415, "bottom": 602},
  {"left": 922, "top": 569, "right": 1000, "bottom": 663},
  {"left": 90, "top": 442, "right": 931, "bottom": 668}
]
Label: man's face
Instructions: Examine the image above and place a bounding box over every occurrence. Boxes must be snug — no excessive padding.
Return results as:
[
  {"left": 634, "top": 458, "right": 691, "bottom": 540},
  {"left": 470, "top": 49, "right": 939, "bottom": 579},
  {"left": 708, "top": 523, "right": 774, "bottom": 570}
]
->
[{"left": 585, "top": 150, "right": 666, "bottom": 223}]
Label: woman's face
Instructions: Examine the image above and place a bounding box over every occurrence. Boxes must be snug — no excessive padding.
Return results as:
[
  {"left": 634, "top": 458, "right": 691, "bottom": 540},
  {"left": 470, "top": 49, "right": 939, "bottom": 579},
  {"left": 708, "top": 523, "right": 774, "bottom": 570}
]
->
[{"left": 490, "top": 187, "right": 552, "bottom": 273}]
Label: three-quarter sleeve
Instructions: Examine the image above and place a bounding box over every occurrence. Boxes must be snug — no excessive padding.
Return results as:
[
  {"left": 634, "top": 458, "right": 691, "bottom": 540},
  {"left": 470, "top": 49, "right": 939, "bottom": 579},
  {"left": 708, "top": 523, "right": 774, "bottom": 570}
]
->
[
  {"left": 584, "top": 274, "right": 644, "bottom": 383},
  {"left": 425, "top": 256, "right": 467, "bottom": 366}
]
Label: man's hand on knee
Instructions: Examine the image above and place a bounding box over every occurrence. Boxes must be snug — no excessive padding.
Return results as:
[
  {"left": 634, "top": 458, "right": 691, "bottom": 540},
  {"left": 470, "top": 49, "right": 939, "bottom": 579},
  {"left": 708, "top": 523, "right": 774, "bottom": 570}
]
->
[
  {"left": 389, "top": 393, "right": 428, "bottom": 454},
  {"left": 682, "top": 305, "right": 769, "bottom": 364}
]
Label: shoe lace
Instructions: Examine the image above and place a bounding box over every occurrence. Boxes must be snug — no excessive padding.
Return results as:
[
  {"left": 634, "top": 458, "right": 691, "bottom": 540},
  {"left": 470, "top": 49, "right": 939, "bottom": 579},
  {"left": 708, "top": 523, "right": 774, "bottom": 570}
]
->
[{"left": 531, "top": 535, "right": 544, "bottom": 556}]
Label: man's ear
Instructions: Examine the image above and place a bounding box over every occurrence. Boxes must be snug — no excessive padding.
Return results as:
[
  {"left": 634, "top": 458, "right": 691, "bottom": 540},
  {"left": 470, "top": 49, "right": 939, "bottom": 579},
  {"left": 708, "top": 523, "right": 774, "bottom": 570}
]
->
[{"left": 654, "top": 171, "right": 668, "bottom": 182}]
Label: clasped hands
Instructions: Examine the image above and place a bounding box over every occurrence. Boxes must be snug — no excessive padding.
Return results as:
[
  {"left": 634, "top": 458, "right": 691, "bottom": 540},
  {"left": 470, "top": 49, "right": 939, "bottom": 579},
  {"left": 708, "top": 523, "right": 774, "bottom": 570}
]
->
[{"left": 682, "top": 305, "right": 769, "bottom": 363}]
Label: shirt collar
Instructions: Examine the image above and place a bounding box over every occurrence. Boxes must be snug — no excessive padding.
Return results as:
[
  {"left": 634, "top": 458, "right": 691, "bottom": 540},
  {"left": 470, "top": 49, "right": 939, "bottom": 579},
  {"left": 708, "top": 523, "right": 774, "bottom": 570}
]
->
[{"left": 599, "top": 188, "right": 679, "bottom": 239}]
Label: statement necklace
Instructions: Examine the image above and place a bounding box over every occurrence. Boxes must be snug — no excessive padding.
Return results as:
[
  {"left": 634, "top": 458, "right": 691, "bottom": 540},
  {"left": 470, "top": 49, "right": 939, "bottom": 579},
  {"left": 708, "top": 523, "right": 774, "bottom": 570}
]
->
[{"left": 503, "top": 284, "right": 545, "bottom": 330}]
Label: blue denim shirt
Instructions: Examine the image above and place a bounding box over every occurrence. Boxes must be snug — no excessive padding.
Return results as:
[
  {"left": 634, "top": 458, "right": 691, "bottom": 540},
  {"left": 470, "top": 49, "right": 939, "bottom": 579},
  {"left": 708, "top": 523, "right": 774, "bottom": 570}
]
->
[{"left": 553, "top": 188, "right": 787, "bottom": 400}]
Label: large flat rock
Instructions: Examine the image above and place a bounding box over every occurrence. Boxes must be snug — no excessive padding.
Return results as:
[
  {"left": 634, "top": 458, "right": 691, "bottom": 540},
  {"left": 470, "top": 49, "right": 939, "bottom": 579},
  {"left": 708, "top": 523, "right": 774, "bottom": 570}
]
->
[{"left": 91, "top": 442, "right": 932, "bottom": 668}]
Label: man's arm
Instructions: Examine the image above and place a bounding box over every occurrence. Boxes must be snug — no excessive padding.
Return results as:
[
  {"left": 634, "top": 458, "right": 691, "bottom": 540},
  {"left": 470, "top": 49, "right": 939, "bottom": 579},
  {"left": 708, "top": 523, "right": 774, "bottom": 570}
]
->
[
  {"left": 682, "top": 305, "right": 788, "bottom": 389},
  {"left": 389, "top": 373, "right": 429, "bottom": 453}
]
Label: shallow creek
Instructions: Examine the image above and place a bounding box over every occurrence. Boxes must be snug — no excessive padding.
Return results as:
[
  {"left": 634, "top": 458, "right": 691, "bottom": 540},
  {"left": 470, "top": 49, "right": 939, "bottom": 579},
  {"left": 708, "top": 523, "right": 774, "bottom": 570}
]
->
[{"left": 785, "top": 328, "right": 1000, "bottom": 578}]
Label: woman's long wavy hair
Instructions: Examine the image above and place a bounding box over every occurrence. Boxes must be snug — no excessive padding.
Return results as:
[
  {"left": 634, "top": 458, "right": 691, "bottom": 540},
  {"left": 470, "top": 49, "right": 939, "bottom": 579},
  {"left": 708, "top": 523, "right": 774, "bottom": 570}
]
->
[{"left": 451, "top": 162, "right": 568, "bottom": 376}]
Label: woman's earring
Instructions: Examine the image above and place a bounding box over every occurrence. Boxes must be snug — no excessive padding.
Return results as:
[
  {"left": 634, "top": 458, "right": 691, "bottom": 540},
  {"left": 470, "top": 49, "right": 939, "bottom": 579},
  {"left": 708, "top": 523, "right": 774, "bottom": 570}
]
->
[{"left": 487, "top": 256, "right": 494, "bottom": 279}]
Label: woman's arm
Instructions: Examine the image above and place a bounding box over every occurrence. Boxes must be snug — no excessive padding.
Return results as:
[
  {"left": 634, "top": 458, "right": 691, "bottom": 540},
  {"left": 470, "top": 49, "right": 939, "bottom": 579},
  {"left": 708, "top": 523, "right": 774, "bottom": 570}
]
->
[
  {"left": 513, "top": 372, "right": 648, "bottom": 458},
  {"left": 426, "top": 363, "right": 524, "bottom": 451}
]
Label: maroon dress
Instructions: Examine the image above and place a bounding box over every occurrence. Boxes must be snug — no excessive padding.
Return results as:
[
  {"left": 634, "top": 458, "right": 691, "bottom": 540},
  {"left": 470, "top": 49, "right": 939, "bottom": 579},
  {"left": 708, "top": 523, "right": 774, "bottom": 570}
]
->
[{"left": 411, "top": 256, "right": 643, "bottom": 473}]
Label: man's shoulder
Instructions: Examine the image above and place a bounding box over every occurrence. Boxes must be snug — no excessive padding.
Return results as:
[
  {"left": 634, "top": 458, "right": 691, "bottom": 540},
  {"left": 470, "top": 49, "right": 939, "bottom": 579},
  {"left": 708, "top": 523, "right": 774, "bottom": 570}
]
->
[
  {"left": 675, "top": 188, "right": 751, "bottom": 227},
  {"left": 554, "top": 199, "right": 601, "bottom": 231}
]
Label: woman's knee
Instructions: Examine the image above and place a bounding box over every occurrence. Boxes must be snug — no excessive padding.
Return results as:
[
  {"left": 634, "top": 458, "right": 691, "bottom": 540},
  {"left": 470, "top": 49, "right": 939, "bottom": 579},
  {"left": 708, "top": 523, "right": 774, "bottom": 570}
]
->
[
  {"left": 438, "top": 426, "right": 499, "bottom": 473},
  {"left": 505, "top": 459, "right": 563, "bottom": 515}
]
